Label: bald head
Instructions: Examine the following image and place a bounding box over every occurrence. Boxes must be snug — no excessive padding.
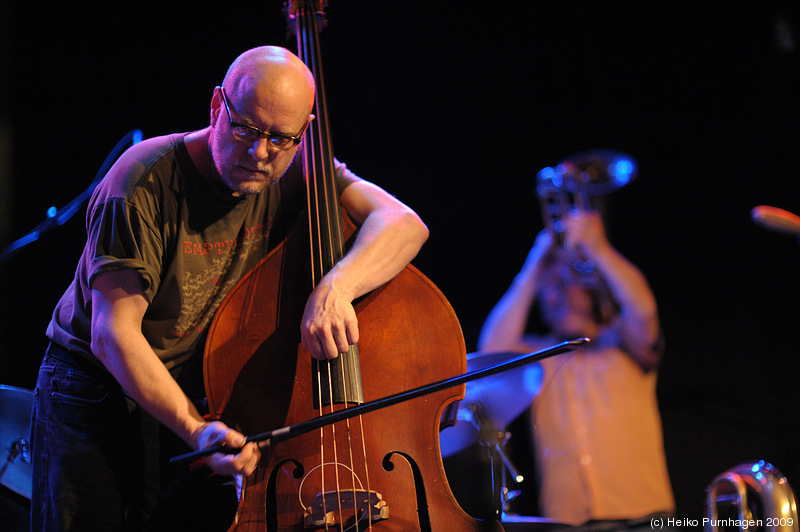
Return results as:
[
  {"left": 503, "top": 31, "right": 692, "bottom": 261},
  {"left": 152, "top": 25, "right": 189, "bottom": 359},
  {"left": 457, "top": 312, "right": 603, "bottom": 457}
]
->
[
  {"left": 222, "top": 46, "right": 315, "bottom": 116},
  {"left": 201, "top": 46, "right": 316, "bottom": 196}
]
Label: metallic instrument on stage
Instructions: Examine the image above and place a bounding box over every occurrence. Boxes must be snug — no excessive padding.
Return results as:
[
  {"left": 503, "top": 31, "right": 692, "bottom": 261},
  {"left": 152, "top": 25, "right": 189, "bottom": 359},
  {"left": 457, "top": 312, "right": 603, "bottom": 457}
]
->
[
  {"left": 705, "top": 460, "right": 798, "bottom": 532},
  {"left": 439, "top": 351, "right": 543, "bottom": 459},
  {"left": 536, "top": 149, "right": 638, "bottom": 285},
  {"left": 438, "top": 350, "right": 545, "bottom": 523},
  {"left": 500, "top": 514, "right": 574, "bottom": 531},
  {"left": 0, "top": 385, "right": 33, "bottom": 499},
  {"left": 537, "top": 149, "right": 638, "bottom": 238}
]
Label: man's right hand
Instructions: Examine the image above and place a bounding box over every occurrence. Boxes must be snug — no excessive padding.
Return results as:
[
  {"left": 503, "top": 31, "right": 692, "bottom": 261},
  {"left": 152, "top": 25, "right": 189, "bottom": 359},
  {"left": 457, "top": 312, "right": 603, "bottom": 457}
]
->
[{"left": 194, "top": 420, "right": 261, "bottom": 477}]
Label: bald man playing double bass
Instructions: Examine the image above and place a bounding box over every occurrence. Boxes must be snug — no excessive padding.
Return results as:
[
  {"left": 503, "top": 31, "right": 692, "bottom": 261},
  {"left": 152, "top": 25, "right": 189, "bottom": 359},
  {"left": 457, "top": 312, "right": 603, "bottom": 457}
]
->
[{"left": 30, "top": 46, "right": 428, "bottom": 531}]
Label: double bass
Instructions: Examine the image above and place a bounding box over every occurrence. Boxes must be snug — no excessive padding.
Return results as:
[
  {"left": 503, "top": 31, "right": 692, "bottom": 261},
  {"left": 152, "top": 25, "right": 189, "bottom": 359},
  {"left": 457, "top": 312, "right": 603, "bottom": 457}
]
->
[{"left": 202, "top": 2, "right": 504, "bottom": 530}]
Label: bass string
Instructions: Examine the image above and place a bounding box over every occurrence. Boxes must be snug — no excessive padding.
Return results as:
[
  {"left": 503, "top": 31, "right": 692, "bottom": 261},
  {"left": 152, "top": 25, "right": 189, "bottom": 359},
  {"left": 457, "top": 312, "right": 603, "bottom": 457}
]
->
[
  {"left": 346, "top": 346, "right": 373, "bottom": 530},
  {"left": 296, "top": 4, "right": 373, "bottom": 529},
  {"left": 313, "top": 352, "right": 373, "bottom": 531}
]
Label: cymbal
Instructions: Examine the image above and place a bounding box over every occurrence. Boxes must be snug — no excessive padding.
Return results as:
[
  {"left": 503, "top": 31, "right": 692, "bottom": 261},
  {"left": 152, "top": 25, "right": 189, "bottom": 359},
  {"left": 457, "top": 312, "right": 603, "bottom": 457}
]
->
[
  {"left": 0, "top": 385, "right": 33, "bottom": 499},
  {"left": 439, "top": 351, "right": 542, "bottom": 458},
  {"left": 463, "top": 351, "right": 543, "bottom": 427}
]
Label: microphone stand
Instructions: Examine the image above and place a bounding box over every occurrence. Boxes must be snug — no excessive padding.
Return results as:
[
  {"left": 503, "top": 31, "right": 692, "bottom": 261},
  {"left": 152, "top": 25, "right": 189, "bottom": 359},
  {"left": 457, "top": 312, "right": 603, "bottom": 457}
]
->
[
  {"left": 0, "top": 129, "right": 142, "bottom": 265},
  {"left": 170, "top": 338, "right": 588, "bottom": 467}
]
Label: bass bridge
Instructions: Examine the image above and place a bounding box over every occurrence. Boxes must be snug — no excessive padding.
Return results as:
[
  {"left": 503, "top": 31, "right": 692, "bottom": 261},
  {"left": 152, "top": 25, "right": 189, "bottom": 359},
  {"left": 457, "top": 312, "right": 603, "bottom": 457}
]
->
[{"left": 303, "top": 489, "right": 389, "bottom": 529}]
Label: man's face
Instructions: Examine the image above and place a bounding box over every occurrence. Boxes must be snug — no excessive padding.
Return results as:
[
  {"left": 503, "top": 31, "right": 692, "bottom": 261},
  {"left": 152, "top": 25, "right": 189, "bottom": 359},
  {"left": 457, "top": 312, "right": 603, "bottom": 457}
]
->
[{"left": 208, "top": 85, "right": 309, "bottom": 196}]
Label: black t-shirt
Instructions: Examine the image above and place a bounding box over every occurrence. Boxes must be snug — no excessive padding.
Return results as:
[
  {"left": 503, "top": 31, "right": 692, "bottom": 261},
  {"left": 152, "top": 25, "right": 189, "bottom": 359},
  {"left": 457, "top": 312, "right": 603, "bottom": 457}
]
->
[{"left": 47, "top": 132, "right": 358, "bottom": 373}]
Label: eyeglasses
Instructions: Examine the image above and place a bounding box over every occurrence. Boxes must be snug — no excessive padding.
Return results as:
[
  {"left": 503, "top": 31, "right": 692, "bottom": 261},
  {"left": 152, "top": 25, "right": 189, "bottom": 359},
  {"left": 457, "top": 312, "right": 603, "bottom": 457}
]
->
[{"left": 218, "top": 86, "right": 308, "bottom": 150}]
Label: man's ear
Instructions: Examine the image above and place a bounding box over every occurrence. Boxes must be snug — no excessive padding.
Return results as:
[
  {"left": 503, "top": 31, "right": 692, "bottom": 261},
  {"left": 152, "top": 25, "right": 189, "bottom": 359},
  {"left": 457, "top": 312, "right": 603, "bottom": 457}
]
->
[{"left": 210, "top": 86, "right": 224, "bottom": 126}]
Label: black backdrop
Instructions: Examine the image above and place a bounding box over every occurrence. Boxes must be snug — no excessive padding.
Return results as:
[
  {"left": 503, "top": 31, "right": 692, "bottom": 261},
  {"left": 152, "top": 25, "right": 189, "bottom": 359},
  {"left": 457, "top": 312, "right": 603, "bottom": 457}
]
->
[{"left": 2, "top": 1, "right": 800, "bottom": 524}]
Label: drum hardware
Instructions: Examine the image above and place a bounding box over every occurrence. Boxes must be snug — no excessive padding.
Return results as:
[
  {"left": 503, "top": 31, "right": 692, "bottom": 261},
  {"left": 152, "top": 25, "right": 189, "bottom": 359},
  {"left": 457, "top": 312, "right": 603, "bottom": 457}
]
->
[
  {"left": 3, "top": 438, "right": 30, "bottom": 470},
  {"left": 452, "top": 402, "right": 574, "bottom": 531},
  {"left": 465, "top": 401, "right": 525, "bottom": 519},
  {"left": 438, "top": 350, "right": 545, "bottom": 522},
  {"left": 439, "top": 351, "right": 544, "bottom": 459},
  {"left": 0, "top": 385, "right": 33, "bottom": 500}
]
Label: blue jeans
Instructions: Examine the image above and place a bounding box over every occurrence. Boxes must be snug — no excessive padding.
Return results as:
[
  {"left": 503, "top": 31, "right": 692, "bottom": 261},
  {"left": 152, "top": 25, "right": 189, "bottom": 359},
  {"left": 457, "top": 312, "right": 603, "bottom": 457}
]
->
[{"left": 30, "top": 344, "right": 237, "bottom": 531}]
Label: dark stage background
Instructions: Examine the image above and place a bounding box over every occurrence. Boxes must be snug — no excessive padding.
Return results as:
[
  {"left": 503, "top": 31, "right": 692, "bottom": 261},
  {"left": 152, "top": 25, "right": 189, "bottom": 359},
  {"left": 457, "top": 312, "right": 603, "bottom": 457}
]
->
[{"left": 2, "top": 1, "right": 800, "bottom": 525}]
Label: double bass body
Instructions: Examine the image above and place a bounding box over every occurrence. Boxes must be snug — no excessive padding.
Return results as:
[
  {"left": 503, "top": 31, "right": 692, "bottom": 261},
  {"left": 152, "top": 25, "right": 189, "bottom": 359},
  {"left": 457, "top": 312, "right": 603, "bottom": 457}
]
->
[
  {"left": 204, "top": 214, "right": 494, "bottom": 530},
  {"left": 203, "top": 2, "right": 500, "bottom": 530}
]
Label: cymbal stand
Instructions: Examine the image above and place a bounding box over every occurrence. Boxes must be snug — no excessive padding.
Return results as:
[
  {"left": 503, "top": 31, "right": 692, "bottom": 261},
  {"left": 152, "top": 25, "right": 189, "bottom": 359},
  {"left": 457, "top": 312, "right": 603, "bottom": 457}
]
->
[
  {"left": 0, "top": 438, "right": 30, "bottom": 485},
  {"left": 466, "top": 402, "right": 525, "bottom": 520}
]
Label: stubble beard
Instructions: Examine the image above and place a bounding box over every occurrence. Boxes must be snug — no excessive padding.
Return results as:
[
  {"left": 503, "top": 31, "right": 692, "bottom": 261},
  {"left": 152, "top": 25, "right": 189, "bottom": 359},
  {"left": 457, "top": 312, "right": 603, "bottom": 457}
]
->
[{"left": 222, "top": 169, "right": 277, "bottom": 196}]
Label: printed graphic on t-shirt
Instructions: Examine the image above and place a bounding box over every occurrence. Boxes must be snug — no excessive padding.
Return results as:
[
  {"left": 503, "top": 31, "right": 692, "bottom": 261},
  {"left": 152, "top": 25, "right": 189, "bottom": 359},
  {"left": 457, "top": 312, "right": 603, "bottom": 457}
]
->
[{"left": 170, "top": 224, "right": 269, "bottom": 338}]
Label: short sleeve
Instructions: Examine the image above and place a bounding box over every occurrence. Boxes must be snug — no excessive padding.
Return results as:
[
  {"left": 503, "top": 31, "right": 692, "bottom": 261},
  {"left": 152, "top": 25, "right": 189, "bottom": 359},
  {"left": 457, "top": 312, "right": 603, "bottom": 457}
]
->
[{"left": 85, "top": 198, "right": 163, "bottom": 302}]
